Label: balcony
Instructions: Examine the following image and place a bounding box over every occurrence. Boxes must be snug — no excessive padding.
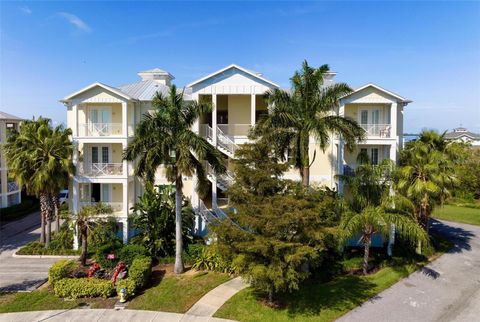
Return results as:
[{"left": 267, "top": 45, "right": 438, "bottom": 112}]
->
[
  {"left": 361, "top": 124, "right": 391, "bottom": 138},
  {"left": 78, "top": 163, "right": 124, "bottom": 177},
  {"left": 78, "top": 123, "right": 134, "bottom": 137}
]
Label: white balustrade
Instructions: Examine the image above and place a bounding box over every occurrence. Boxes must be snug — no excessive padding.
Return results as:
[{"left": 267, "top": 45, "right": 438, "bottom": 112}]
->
[
  {"left": 361, "top": 124, "right": 391, "bottom": 137},
  {"left": 78, "top": 163, "right": 123, "bottom": 176},
  {"left": 78, "top": 123, "right": 127, "bottom": 136},
  {"left": 7, "top": 181, "right": 19, "bottom": 192}
]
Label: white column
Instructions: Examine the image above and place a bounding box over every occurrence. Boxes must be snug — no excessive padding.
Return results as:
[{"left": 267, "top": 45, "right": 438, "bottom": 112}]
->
[
  {"left": 122, "top": 218, "right": 129, "bottom": 244},
  {"left": 389, "top": 144, "right": 397, "bottom": 164},
  {"left": 193, "top": 93, "right": 200, "bottom": 134},
  {"left": 212, "top": 180, "right": 218, "bottom": 209},
  {"left": 72, "top": 179, "right": 79, "bottom": 250},
  {"left": 390, "top": 102, "right": 397, "bottom": 141},
  {"left": 122, "top": 102, "right": 128, "bottom": 137},
  {"left": 212, "top": 94, "right": 217, "bottom": 146},
  {"left": 339, "top": 102, "right": 345, "bottom": 117},
  {"left": 122, "top": 141, "right": 128, "bottom": 176},
  {"left": 250, "top": 93, "right": 256, "bottom": 127},
  {"left": 72, "top": 104, "right": 78, "bottom": 137}
]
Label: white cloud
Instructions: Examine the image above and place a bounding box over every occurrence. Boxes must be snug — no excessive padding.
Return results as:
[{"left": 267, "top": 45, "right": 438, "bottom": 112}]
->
[
  {"left": 19, "top": 6, "right": 32, "bottom": 15},
  {"left": 57, "top": 12, "right": 91, "bottom": 33}
]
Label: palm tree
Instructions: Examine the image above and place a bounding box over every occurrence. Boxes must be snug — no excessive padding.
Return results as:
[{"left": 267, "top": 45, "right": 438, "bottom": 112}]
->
[
  {"left": 77, "top": 203, "right": 113, "bottom": 266},
  {"left": 396, "top": 130, "right": 458, "bottom": 232},
  {"left": 338, "top": 157, "right": 428, "bottom": 274},
  {"left": 256, "top": 60, "right": 365, "bottom": 186},
  {"left": 124, "top": 85, "right": 226, "bottom": 274},
  {"left": 3, "top": 118, "right": 74, "bottom": 247}
]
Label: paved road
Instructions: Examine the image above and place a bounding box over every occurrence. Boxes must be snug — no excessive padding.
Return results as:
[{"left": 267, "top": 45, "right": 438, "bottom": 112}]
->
[
  {"left": 0, "top": 212, "right": 63, "bottom": 291},
  {"left": 338, "top": 219, "right": 480, "bottom": 322}
]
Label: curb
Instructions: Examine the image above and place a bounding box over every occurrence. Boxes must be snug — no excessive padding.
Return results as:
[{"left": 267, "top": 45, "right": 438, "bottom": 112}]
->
[{"left": 12, "top": 252, "right": 79, "bottom": 259}]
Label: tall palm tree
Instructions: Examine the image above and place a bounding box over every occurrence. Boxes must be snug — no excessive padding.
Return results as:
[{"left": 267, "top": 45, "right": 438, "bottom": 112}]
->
[
  {"left": 256, "top": 60, "right": 365, "bottom": 186},
  {"left": 3, "top": 118, "right": 74, "bottom": 247},
  {"left": 397, "top": 130, "right": 458, "bottom": 232},
  {"left": 77, "top": 203, "right": 113, "bottom": 266},
  {"left": 124, "top": 85, "right": 226, "bottom": 274},
  {"left": 338, "top": 157, "right": 428, "bottom": 274}
]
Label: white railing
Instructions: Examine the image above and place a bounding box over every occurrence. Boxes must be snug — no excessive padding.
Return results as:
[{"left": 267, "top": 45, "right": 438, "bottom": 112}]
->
[
  {"left": 217, "top": 124, "right": 251, "bottom": 136},
  {"left": 199, "top": 124, "right": 213, "bottom": 142},
  {"left": 7, "top": 182, "right": 19, "bottom": 193},
  {"left": 216, "top": 125, "right": 238, "bottom": 156},
  {"left": 79, "top": 201, "right": 123, "bottom": 213},
  {"left": 78, "top": 163, "right": 123, "bottom": 176},
  {"left": 79, "top": 123, "right": 124, "bottom": 136},
  {"left": 203, "top": 162, "right": 234, "bottom": 189},
  {"left": 361, "top": 124, "right": 391, "bottom": 138},
  {"left": 197, "top": 199, "right": 218, "bottom": 223}
]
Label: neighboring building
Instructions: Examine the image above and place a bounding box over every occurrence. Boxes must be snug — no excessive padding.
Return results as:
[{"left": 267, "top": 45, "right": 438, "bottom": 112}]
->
[
  {"left": 61, "top": 64, "right": 411, "bottom": 246},
  {"left": 445, "top": 127, "right": 480, "bottom": 147},
  {"left": 0, "top": 111, "right": 23, "bottom": 208}
]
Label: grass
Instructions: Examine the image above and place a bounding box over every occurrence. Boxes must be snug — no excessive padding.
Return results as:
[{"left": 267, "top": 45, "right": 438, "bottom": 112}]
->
[
  {"left": 0, "top": 289, "right": 117, "bottom": 313},
  {"left": 433, "top": 204, "right": 480, "bottom": 226},
  {"left": 128, "top": 270, "right": 231, "bottom": 313},
  {"left": 215, "top": 236, "right": 453, "bottom": 322}
]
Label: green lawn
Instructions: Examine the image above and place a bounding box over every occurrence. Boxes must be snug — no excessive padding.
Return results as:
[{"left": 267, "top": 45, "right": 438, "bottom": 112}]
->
[
  {"left": 0, "top": 289, "right": 117, "bottom": 313},
  {"left": 215, "top": 234, "right": 452, "bottom": 322},
  {"left": 128, "top": 271, "right": 231, "bottom": 313},
  {"left": 433, "top": 204, "right": 480, "bottom": 226}
]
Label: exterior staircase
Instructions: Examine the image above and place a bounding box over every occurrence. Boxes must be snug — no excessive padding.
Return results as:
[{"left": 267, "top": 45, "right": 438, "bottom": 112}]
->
[{"left": 200, "top": 124, "right": 238, "bottom": 158}]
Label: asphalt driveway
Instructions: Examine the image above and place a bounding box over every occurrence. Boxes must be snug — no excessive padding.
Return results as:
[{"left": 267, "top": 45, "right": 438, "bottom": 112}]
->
[
  {"left": 0, "top": 212, "right": 64, "bottom": 291},
  {"left": 337, "top": 219, "right": 480, "bottom": 322}
]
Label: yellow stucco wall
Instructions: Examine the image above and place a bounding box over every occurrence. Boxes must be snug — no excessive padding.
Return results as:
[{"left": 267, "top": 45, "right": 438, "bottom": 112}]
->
[
  {"left": 111, "top": 183, "right": 123, "bottom": 202},
  {"left": 228, "top": 95, "right": 250, "bottom": 125}
]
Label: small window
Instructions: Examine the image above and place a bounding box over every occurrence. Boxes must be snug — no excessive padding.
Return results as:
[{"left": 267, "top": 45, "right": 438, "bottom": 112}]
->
[
  {"left": 371, "top": 148, "right": 379, "bottom": 165},
  {"left": 360, "top": 110, "right": 368, "bottom": 125}
]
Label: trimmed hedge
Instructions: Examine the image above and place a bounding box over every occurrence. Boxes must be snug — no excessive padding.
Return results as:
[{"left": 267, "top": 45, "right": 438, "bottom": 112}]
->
[
  {"left": 17, "top": 241, "right": 80, "bottom": 256},
  {"left": 116, "top": 256, "right": 152, "bottom": 299},
  {"left": 119, "top": 244, "right": 148, "bottom": 266},
  {"left": 48, "top": 260, "right": 77, "bottom": 286},
  {"left": 54, "top": 278, "right": 114, "bottom": 299}
]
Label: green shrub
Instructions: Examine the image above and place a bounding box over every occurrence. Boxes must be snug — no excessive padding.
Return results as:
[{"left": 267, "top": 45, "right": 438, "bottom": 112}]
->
[
  {"left": 192, "top": 247, "right": 234, "bottom": 274},
  {"left": 17, "top": 240, "right": 80, "bottom": 256},
  {"left": 54, "top": 278, "right": 114, "bottom": 299},
  {"left": 93, "top": 244, "right": 121, "bottom": 270},
  {"left": 48, "top": 260, "right": 77, "bottom": 286},
  {"left": 119, "top": 244, "right": 148, "bottom": 266},
  {"left": 116, "top": 256, "right": 152, "bottom": 299}
]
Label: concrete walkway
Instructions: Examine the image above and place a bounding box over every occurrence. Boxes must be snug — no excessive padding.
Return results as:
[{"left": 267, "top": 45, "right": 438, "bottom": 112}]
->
[
  {"left": 337, "top": 219, "right": 480, "bottom": 322},
  {"left": 185, "top": 277, "right": 248, "bottom": 318},
  {"left": 0, "top": 309, "right": 235, "bottom": 322},
  {"left": 0, "top": 212, "right": 68, "bottom": 291}
]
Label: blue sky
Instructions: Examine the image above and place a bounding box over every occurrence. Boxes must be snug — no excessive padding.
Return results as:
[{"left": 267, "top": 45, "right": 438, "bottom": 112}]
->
[{"left": 1, "top": 1, "right": 479, "bottom": 133}]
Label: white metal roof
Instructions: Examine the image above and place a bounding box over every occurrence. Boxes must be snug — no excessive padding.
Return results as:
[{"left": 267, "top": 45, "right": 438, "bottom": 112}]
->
[
  {"left": 118, "top": 80, "right": 170, "bottom": 101},
  {"left": 187, "top": 64, "right": 279, "bottom": 88},
  {"left": 0, "top": 111, "right": 23, "bottom": 121}
]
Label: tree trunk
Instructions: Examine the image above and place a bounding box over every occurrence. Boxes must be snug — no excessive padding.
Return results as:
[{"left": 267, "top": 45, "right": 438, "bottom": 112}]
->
[
  {"left": 81, "top": 232, "right": 88, "bottom": 266},
  {"left": 46, "top": 218, "right": 51, "bottom": 248},
  {"left": 268, "top": 289, "right": 274, "bottom": 305},
  {"left": 363, "top": 236, "right": 371, "bottom": 275},
  {"left": 52, "top": 194, "right": 60, "bottom": 234},
  {"left": 302, "top": 166, "right": 310, "bottom": 187},
  {"left": 174, "top": 170, "right": 184, "bottom": 274},
  {"left": 39, "top": 192, "right": 49, "bottom": 244}
]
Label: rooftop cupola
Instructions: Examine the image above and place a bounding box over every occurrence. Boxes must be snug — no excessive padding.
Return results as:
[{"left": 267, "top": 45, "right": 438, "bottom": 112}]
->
[{"left": 137, "top": 68, "right": 175, "bottom": 86}]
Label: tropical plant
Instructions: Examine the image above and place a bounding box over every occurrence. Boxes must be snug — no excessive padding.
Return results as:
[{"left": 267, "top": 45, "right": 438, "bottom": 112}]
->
[
  {"left": 255, "top": 60, "right": 365, "bottom": 186},
  {"left": 130, "top": 184, "right": 194, "bottom": 259},
  {"left": 124, "top": 85, "right": 226, "bottom": 274},
  {"left": 212, "top": 140, "right": 342, "bottom": 303},
  {"left": 77, "top": 203, "right": 113, "bottom": 266},
  {"left": 396, "top": 130, "right": 459, "bottom": 232},
  {"left": 338, "top": 157, "right": 428, "bottom": 274},
  {"left": 2, "top": 117, "right": 74, "bottom": 247}
]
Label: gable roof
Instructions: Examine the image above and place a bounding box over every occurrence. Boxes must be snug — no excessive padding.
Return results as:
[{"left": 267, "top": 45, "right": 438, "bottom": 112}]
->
[
  {"left": 61, "top": 82, "right": 134, "bottom": 102},
  {"left": 343, "top": 83, "right": 412, "bottom": 103},
  {"left": 0, "top": 111, "right": 23, "bottom": 121},
  {"left": 187, "top": 64, "right": 279, "bottom": 88},
  {"left": 445, "top": 129, "right": 480, "bottom": 140}
]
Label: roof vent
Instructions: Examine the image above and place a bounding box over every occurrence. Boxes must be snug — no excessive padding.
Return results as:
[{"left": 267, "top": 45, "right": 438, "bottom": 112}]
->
[{"left": 138, "top": 68, "right": 175, "bottom": 86}]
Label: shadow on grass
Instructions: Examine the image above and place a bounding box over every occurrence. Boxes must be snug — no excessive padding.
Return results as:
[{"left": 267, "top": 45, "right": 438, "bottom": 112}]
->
[{"left": 430, "top": 219, "right": 475, "bottom": 253}]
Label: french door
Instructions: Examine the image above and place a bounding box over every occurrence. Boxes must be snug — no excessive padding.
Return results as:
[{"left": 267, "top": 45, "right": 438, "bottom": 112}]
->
[{"left": 89, "top": 107, "right": 112, "bottom": 136}]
